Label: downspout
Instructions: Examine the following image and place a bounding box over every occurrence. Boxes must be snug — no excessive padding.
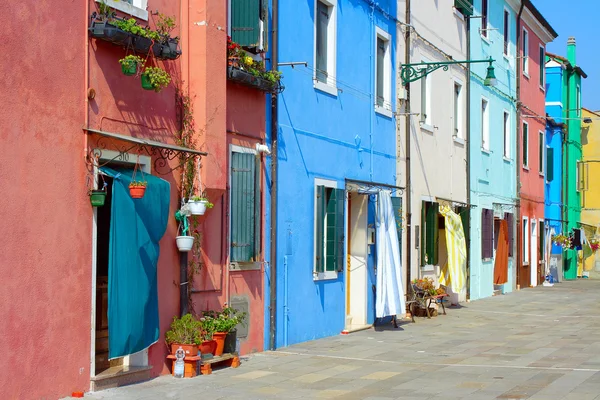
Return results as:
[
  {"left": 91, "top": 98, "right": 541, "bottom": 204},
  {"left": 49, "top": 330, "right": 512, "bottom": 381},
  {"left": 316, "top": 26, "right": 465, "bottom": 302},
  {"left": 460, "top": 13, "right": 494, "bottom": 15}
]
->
[
  {"left": 515, "top": 0, "right": 525, "bottom": 289},
  {"left": 465, "top": 8, "right": 471, "bottom": 300},
  {"left": 404, "top": 0, "right": 412, "bottom": 284},
  {"left": 269, "top": 0, "right": 279, "bottom": 351},
  {"left": 369, "top": 4, "right": 374, "bottom": 181}
]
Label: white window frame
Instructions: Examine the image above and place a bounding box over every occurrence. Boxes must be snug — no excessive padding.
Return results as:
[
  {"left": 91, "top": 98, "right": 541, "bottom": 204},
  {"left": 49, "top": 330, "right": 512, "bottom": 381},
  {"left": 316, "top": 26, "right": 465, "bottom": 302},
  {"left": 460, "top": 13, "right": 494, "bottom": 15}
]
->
[
  {"left": 539, "top": 45, "right": 546, "bottom": 91},
  {"left": 503, "top": 110, "right": 510, "bottom": 159},
  {"left": 576, "top": 85, "right": 581, "bottom": 117},
  {"left": 375, "top": 27, "right": 392, "bottom": 117},
  {"left": 481, "top": 97, "right": 490, "bottom": 151},
  {"left": 453, "top": 79, "right": 464, "bottom": 142},
  {"left": 523, "top": 217, "right": 530, "bottom": 264},
  {"left": 538, "top": 131, "right": 545, "bottom": 176},
  {"left": 313, "top": 178, "right": 339, "bottom": 281},
  {"left": 481, "top": 0, "right": 489, "bottom": 39},
  {"left": 313, "top": 0, "right": 338, "bottom": 96},
  {"left": 420, "top": 58, "right": 433, "bottom": 131},
  {"left": 576, "top": 160, "right": 582, "bottom": 192},
  {"left": 503, "top": 7, "right": 510, "bottom": 58},
  {"left": 522, "top": 121, "right": 529, "bottom": 169},
  {"left": 96, "top": 0, "right": 148, "bottom": 21},
  {"left": 522, "top": 27, "right": 529, "bottom": 77}
]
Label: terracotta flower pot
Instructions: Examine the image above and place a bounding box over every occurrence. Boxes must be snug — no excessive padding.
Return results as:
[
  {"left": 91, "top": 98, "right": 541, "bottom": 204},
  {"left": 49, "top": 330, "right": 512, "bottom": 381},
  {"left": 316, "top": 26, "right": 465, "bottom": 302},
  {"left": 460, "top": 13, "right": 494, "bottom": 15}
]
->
[
  {"left": 170, "top": 343, "right": 199, "bottom": 358},
  {"left": 129, "top": 185, "right": 146, "bottom": 199},
  {"left": 212, "top": 332, "right": 226, "bottom": 356},
  {"left": 199, "top": 340, "right": 217, "bottom": 356}
]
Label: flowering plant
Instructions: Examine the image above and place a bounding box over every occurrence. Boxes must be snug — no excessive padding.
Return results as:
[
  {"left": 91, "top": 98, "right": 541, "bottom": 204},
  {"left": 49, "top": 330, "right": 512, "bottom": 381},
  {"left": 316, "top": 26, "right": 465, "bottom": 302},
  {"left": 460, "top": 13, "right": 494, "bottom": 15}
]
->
[
  {"left": 552, "top": 234, "right": 571, "bottom": 249},
  {"left": 590, "top": 238, "right": 600, "bottom": 253},
  {"left": 412, "top": 278, "right": 437, "bottom": 295},
  {"left": 226, "top": 36, "right": 282, "bottom": 87},
  {"left": 203, "top": 303, "right": 247, "bottom": 333}
]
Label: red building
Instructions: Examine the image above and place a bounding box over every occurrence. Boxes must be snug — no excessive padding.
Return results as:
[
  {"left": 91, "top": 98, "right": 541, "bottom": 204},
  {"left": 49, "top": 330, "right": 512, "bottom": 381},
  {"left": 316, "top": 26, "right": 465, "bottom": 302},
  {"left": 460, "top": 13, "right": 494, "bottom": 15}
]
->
[
  {"left": 517, "top": 2, "right": 557, "bottom": 289},
  {"left": 0, "top": 0, "right": 270, "bottom": 397}
]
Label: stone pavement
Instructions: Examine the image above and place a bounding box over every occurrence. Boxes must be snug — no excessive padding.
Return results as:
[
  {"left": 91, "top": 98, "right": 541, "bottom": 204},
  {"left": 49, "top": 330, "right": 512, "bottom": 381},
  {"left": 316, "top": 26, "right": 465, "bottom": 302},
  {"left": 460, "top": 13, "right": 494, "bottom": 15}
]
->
[{"left": 70, "top": 278, "right": 600, "bottom": 400}]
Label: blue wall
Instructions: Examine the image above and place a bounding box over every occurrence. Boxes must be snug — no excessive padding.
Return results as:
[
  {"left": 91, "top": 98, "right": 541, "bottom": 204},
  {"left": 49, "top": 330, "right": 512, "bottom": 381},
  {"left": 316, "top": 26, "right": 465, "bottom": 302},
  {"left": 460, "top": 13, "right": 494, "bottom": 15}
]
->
[
  {"left": 468, "top": 0, "right": 517, "bottom": 300},
  {"left": 266, "top": 0, "right": 397, "bottom": 348}
]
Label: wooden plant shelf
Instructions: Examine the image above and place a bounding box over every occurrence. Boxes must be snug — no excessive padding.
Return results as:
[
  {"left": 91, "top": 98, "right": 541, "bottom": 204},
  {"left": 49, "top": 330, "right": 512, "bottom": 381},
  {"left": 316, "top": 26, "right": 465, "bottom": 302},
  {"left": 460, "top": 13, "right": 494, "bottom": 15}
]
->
[{"left": 167, "top": 353, "right": 240, "bottom": 377}]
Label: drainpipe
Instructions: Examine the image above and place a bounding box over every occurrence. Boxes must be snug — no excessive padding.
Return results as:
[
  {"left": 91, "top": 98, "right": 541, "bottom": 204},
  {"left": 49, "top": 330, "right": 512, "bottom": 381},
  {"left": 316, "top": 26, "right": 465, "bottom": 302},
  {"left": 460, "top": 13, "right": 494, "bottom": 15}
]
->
[
  {"left": 465, "top": 9, "right": 471, "bottom": 300},
  {"left": 269, "top": 0, "right": 279, "bottom": 351},
  {"left": 515, "top": 0, "right": 525, "bottom": 289},
  {"left": 404, "top": 0, "right": 412, "bottom": 284}
]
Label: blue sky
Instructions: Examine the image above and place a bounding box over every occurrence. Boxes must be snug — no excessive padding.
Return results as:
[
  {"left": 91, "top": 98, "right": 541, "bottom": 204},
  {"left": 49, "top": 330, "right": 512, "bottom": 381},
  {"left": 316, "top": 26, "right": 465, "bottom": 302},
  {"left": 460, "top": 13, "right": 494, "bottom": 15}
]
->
[{"left": 534, "top": 0, "right": 598, "bottom": 111}]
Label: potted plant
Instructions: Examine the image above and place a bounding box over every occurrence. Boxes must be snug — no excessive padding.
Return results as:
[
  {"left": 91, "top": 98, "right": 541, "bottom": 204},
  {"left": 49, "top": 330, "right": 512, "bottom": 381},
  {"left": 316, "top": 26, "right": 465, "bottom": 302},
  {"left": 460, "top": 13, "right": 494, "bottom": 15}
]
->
[
  {"left": 89, "top": 189, "right": 107, "bottom": 207},
  {"left": 198, "top": 316, "right": 217, "bottom": 356},
  {"left": 204, "top": 304, "right": 247, "bottom": 356},
  {"left": 129, "top": 180, "right": 147, "bottom": 198},
  {"left": 187, "top": 195, "right": 214, "bottom": 216},
  {"left": 165, "top": 314, "right": 201, "bottom": 357},
  {"left": 151, "top": 14, "right": 182, "bottom": 60},
  {"left": 141, "top": 66, "right": 171, "bottom": 92},
  {"left": 175, "top": 206, "right": 195, "bottom": 252},
  {"left": 119, "top": 55, "right": 144, "bottom": 76}
]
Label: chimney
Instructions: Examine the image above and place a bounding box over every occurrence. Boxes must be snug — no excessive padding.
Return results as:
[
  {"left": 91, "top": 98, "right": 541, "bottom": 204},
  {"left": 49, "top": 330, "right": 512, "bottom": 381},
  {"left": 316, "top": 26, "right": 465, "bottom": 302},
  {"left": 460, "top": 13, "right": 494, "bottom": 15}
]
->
[{"left": 567, "top": 37, "right": 576, "bottom": 65}]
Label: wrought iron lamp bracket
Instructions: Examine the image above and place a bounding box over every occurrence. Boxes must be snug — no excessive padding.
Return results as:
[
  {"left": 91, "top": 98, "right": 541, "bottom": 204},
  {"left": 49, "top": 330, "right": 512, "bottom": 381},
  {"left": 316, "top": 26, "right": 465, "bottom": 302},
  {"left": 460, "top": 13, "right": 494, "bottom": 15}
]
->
[{"left": 400, "top": 57, "right": 495, "bottom": 85}]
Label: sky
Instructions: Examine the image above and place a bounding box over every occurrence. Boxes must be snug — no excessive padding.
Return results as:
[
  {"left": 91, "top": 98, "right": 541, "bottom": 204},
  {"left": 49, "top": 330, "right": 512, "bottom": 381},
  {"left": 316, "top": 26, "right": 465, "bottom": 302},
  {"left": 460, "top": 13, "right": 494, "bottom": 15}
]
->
[{"left": 534, "top": 0, "right": 599, "bottom": 111}]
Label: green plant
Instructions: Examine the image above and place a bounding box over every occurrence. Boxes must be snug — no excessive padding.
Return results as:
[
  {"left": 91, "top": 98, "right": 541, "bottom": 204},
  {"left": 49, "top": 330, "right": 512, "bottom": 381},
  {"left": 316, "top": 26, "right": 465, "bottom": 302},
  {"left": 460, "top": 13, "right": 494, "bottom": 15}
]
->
[
  {"left": 190, "top": 195, "right": 214, "bottom": 208},
  {"left": 227, "top": 37, "right": 282, "bottom": 87},
  {"left": 112, "top": 18, "right": 160, "bottom": 40},
  {"left": 129, "top": 180, "right": 147, "bottom": 187},
  {"left": 143, "top": 66, "right": 171, "bottom": 92},
  {"left": 165, "top": 314, "right": 202, "bottom": 345},
  {"left": 198, "top": 316, "right": 216, "bottom": 341},
  {"left": 203, "top": 304, "right": 247, "bottom": 333},
  {"left": 119, "top": 55, "right": 144, "bottom": 69},
  {"left": 156, "top": 13, "right": 176, "bottom": 39},
  {"left": 263, "top": 70, "right": 283, "bottom": 84},
  {"left": 97, "top": 0, "right": 113, "bottom": 19}
]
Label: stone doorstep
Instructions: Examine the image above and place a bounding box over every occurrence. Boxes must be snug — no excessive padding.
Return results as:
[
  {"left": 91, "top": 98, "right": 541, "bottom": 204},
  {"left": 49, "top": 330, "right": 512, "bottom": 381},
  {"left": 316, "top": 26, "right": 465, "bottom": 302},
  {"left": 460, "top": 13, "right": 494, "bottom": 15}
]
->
[{"left": 90, "top": 365, "right": 153, "bottom": 392}]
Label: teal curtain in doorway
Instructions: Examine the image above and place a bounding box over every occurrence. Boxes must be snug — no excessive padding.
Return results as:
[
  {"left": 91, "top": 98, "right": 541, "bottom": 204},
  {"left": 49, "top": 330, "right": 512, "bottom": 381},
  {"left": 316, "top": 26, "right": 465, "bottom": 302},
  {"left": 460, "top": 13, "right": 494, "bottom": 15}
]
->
[{"left": 100, "top": 167, "right": 170, "bottom": 359}]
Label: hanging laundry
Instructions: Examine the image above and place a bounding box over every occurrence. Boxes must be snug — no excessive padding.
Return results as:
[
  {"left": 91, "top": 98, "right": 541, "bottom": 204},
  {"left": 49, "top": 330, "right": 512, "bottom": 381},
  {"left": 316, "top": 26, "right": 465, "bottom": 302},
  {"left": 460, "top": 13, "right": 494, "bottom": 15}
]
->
[{"left": 438, "top": 205, "right": 467, "bottom": 293}]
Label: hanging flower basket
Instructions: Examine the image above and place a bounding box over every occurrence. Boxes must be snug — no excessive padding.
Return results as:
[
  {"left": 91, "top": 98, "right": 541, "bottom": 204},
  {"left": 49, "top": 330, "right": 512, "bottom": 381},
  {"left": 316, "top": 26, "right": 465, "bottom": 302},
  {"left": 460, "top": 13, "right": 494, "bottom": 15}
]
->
[
  {"left": 141, "top": 73, "right": 154, "bottom": 90},
  {"left": 129, "top": 182, "right": 147, "bottom": 198},
  {"left": 89, "top": 190, "right": 107, "bottom": 207},
  {"left": 176, "top": 235, "right": 195, "bottom": 252},
  {"left": 187, "top": 197, "right": 214, "bottom": 216},
  {"left": 152, "top": 38, "right": 182, "bottom": 60}
]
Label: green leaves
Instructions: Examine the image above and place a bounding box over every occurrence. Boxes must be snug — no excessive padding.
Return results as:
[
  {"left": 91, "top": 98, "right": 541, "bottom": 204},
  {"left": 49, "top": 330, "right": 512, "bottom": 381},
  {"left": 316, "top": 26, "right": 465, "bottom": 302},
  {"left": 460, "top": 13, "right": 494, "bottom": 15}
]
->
[{"left": 143, "top": 67, "right": 171, "bottom": 92}]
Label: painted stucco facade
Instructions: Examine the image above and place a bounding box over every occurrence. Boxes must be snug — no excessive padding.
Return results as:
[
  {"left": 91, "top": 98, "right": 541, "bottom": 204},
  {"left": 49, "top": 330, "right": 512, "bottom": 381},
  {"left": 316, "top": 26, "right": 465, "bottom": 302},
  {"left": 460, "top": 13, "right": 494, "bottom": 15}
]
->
[
  {"left": 269, "top": 0, "right": 397, "bottom": 348},
  {"left": 468, "top": 0, "right": 518, "bottom": 300},
  {"left": 581, "top": 108, "right": 600, "bottom": 272},
  {"left": 517, "top": 4, "right": 556, "bottom": 289}
]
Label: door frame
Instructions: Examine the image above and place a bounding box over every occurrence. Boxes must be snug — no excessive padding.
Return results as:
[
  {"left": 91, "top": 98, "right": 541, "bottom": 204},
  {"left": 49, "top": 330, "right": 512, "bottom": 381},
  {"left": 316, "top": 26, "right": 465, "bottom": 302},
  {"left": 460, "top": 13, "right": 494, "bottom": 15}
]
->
[
  {"left": 90, "top": 150, "right": 152, "bottom": 378},
  {"left": 530, "top": 219, "right": 538, "bottom": 287}
]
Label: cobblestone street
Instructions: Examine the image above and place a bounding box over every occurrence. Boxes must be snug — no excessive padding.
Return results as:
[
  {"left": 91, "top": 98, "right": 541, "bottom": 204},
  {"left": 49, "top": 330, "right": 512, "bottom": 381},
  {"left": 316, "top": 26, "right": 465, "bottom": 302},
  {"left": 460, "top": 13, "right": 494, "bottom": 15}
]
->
[{"left": 72, "top": 278, "right": 600, "bottom": 400}]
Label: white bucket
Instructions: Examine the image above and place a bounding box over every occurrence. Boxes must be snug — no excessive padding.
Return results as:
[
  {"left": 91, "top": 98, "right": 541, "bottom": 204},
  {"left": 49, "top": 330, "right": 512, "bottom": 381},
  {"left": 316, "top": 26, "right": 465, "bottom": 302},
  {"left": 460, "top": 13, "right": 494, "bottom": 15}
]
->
[
  {"left": 176, "top": 236, "right": 195, "bottom": 252},
  {"left": 187, "top": 200, "right": 207, "bottom": 215}
]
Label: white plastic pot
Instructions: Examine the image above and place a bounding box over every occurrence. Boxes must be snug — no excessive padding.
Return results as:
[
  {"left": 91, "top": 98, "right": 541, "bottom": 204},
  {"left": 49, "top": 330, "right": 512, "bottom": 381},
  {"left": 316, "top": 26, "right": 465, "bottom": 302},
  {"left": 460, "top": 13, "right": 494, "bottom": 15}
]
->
[
  {"left": 187, "top": 200, "right": 208, "bottom": 216},
  {"left": 176, "top": 236, "right": 195, "bottom": 252}
]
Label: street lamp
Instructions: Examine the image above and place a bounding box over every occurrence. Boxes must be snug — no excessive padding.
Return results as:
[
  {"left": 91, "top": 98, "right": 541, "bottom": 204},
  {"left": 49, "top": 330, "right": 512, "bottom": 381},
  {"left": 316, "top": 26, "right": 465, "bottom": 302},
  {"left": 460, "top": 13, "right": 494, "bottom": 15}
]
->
[{"left": 400, "top": 56, "right": 497, "bottom": 87}]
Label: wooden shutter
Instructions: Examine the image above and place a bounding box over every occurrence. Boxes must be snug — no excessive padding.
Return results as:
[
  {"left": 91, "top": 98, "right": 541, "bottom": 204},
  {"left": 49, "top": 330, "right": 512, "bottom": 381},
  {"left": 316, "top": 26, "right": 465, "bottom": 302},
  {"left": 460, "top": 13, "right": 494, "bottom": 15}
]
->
[
  {"left": 505, "top": 212, "right": 514, "bottom": 257},
  {"left": 454, "top": 0, "right": 473, "bottom": 16},
  {"left": 231, "top": 152, "right": 257, "bottom": 262},
  {"left": 376, "top": 38, "right": 385, "bottom": 107},
  {"left": 482, "top": 209, "right": 493, "bottom": 259},
  {"left": 425, "top": 202, "right": 439, "bottom": 265},
  {"left": 546, "top": 147, "right": 554, "bottom": 181},
  {"left": 315, "top": 185, "right": 325, "bottom": 273},
  {"left": 231, "top": 0, "right": 261, "bottom": 47},
  {"left": 315, "top": 1, "right": 328, "bottom": 83},
  {"left": 323, "top": 188, "right": 345, "bottom": 272},
  {"left": 391, "top": 197, "right": 403, "bottom": 259},
  {"left": 334, "top": 189, "right": 345, "bottom": 272}
]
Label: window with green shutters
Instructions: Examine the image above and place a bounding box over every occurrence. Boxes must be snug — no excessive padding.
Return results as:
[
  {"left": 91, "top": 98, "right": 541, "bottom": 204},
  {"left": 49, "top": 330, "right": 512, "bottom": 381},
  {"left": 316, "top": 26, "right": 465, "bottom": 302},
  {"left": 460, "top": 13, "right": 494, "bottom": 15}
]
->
[
  {"left": 421, "top": 201, "right": 439, "bottom": 265},
  {"left": 454, "top": 0, "right": 474, "bottom": 17},
  {"left": 230, "top": 0, "right": 263, "bottom": 48},
  {"left": 315, "top": 185, "right": 345, "bottom": 274},
  {"left": 230, "top": 150, "right": 259, "bottom": 262}
]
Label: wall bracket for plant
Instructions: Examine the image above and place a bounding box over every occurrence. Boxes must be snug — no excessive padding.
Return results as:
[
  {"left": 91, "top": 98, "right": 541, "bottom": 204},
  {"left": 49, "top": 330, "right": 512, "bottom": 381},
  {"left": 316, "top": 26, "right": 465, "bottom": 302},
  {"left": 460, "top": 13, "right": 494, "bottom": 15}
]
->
[{"left": 83, "top": 128, "right": 208, "bottom": 175}]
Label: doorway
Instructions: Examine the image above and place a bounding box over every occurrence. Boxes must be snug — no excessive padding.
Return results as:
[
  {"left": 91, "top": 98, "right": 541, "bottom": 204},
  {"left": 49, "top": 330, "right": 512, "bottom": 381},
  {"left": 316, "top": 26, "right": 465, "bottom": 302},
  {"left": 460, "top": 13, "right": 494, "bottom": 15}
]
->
[{"left": 531, "top": 220, "right": 538, "bottom": 287}]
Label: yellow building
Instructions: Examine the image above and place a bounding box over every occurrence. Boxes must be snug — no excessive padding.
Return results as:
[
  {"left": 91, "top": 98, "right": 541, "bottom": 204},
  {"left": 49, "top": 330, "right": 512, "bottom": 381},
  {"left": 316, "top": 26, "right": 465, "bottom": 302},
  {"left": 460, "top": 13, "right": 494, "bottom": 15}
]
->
[{"left": 581, "top": 108, "right": 600, "bottom": 272}]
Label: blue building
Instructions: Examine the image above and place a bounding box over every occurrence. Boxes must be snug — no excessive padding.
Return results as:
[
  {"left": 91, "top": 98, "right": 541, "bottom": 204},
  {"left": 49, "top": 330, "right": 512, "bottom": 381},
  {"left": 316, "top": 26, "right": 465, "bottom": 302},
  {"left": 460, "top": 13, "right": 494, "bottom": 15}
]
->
[
  {"left": 265, "top": 0, "right": 399, "bottom": 348},
  {"left": 468, "top": 0, "right": 518, "bottom": 300}
]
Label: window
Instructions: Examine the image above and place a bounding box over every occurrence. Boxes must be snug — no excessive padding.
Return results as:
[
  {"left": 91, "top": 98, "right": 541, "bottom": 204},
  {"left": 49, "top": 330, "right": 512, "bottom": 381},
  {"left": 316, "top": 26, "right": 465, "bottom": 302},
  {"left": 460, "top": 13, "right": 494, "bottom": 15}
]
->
[
  {"left": 503, "top": 111, "right": 510, "bottom": 158},
  {"left": 538, "top": 131, "right": 545, "bottom": 175},
  {"left": 546, "top": 146, "right": 554, "bottom": 181},
  {"left": 375, "top": 28, "right": 392, "bottom": 115},
  {"left": 523, "top": 217, "right": 529, "bottom": 264},
  {"left": 482, "top": 208, "right": 494, "bottom": 259},
  {"left": 454, "top": 0, "right": 474, "bottom": 17},
  {"left": 420, "top": 64, "right": 432, "bottom": 127},
  {"left": 454, "top": 82, "right": 463, "bottom": 139},
  {"left": 314, "top": 0, "right": 337, "bottom": 94},
  {"left": 230, "top": 0, "right": 264, "bottom": 49},
  {"left": 522, "top": 122, "right": 529, "bottom": 167},
  {"left": 481, "top": 98, "right": 489, "bottom": 150},
  {"left": 503, "top": 9, "right": 510, "bottom": 56},
  {"left": 576, "top": 161, "right": 586, "bottom": 192},
  {"left": 96, "top": 0, "right": 148, "bottom": 20},
  {"left": 481, "top": 0, "right": 489, "bottom": 38},
  {"left": 576, "top": 85, "right": 581, "bottom": 116},
  {"left": 522, "top": 28, "right": 529, "bottom": 75},
  {"left": 421, "top": 201, "right": 439, "bottom": 265},
  {"left": 505, "top": 212, "right": 514, "bottom": 257},
  {"left": 539, "top": 46, "right": 545, "bottom": 89},
  {"left": 230, "top": 148, "right": 260, "bottom": 263},
  {"left": 314, "top": 181, "right": 344, "bottom": 279}
]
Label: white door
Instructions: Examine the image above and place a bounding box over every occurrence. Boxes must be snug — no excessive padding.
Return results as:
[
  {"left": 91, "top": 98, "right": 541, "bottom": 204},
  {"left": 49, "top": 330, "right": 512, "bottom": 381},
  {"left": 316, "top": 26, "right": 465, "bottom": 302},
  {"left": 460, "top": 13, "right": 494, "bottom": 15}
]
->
[
  {"left": 531, "top": 220, "right": 538, "bottom": 287},
  {"left": 347, "top": 193, "right": 368, "bottom": 330}
]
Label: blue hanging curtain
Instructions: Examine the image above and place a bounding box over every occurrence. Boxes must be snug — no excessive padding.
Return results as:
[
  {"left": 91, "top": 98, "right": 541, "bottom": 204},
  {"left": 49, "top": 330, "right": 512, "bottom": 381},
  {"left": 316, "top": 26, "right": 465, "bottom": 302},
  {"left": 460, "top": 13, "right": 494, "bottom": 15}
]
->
[{"left": 100, "top": 166, "right": 170, "bottom": 359}]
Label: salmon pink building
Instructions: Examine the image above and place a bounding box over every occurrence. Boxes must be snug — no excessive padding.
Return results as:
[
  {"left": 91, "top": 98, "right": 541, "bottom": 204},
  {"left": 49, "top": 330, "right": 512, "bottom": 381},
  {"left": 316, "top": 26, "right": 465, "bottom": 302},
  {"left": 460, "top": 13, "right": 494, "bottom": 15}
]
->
[
  {"left": 0, "top": 0, "right": 271, "bottom": 398},
  {"left": 517, "top": 2, "right": 557, "bottom": 288}
]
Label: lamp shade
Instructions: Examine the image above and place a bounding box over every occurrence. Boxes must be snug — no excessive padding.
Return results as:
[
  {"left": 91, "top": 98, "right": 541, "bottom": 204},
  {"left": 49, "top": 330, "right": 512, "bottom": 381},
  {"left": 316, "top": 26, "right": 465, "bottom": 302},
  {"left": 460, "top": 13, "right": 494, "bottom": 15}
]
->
[{"left": 484, "top": 62, "right": 497, "bottom": 87}]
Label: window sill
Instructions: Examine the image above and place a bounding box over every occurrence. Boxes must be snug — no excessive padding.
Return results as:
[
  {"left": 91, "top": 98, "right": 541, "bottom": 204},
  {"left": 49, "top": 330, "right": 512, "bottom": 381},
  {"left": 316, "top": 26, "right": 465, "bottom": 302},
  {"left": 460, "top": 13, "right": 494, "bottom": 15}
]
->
[
  {"left": 229, "top": 262, "right": 261, "bottom": 271},
  {"left": 503, "top": 156, "right": 512, "bottom": 163},
  {"left": 420, "top": 123, "right": 434, "bottom": 133},
  {"left": 481, "top": 148, "right": 491, "bottom": 155},
  {"left": 314, "top": 81, "right": 338, "bottom": 97},
  {"left": 539, "top": 172, "right": 545, "bottom": 178},
  {"left": 482, "top": 257, "right": 493, "bottom": 262},
  {"left": 503, "top": 54, "right": 511, "bottom": 62},
  {"left": 313, "top": 271, "right": 338, "bottom": 281},
  {"left": 480, "top": 35, "right": 491, "bottom": 45},
  {"left": 375, "top": 106, "right": 393, "bottom": 118},
  {"left": 523, "top": 72, "right": 530, "bottom": 80},
  {"left": 96, "top": 0, "right": 148, "bottom": 20},
  {"left": 453, "top": 137, "right": 465, "bottom": 146},
  {"left": 453, "top": 7, "right": 466, "bottom": 21},
  {"left": 539, "top": 86, "right": 546, "bottom": 93},
  {"left": 523, "top": 165, "right": 530, "bottom": 171}
]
